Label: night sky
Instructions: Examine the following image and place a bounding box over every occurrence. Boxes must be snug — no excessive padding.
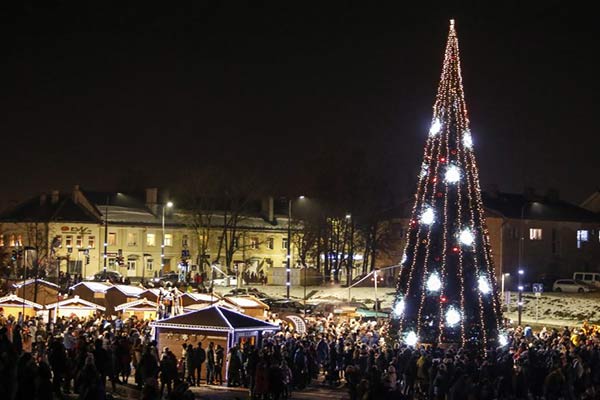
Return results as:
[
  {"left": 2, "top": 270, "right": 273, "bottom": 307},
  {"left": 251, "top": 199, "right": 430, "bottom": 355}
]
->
[{"left": 1, "top": 1, "right": 598, "bottom": 209}]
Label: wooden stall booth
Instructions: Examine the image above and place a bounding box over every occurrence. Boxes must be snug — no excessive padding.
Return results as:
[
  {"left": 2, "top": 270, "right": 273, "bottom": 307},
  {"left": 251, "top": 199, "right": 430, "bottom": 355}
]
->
[
  {"left": 0, "top": 294, "right": 43, "bottom": 319},
  {"left": 151, "top": 305, "right": 279, "bottom": 382},
  {"left": 115, "top": 298, "right": 159, "bottom": 320},
  {"left": 219, "top": 296, "right": 269, "bottom": 320},
  {"left": 45, "top": 295, "right": 106, "bottom": 321},
  {"left": 13, "top": 279, "right": 60, "bottom": 306}
]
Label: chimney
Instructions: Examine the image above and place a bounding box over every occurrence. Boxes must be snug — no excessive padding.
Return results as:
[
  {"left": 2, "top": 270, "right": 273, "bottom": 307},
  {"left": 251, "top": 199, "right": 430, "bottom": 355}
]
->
[
  {"left": 51, "top": 190, "right": 60, "bottom": 204},
  {"left": 145, "top": 188, "right": 158, "bottom": 214},
  {"left": 261, "top": 196, "right": 274, "bottom": 222}
]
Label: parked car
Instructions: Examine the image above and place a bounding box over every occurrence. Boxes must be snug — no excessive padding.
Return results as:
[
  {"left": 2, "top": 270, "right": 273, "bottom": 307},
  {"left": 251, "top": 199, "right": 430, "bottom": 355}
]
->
[
  {"left": 88, "top": 270, "right": 122, "bottom": 283},
  {"left": 552, "top": 279, "right": 595, "bottom": 293},
  {"left": 151, "top": 272, "right": 180, "bottom": 287},
  {"left": 211, "top": 276, "right": 238, "bottom": 287},
  {"left": 224, "top": 287, "right": 271, "bottom": 299},
  {"left": 573, "top": 272, "right": 600, "bottom": 288},
  {"left": 264, "top": 299, "right": 314, "bottom": 315}
]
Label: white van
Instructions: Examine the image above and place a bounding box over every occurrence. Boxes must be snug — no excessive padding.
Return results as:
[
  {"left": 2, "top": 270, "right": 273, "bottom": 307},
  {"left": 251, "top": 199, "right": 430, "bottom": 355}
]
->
[{"left": 573, "top": 272, "right": 600, "bottom": 288}]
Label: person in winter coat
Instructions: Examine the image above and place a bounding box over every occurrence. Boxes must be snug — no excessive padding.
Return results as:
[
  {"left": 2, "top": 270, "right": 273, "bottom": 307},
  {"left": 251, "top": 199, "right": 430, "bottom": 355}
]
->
[
  {"left": 228, "top": 345, "right": 242, "bottom": 387},
  {"left": 215, "top": 345, "right": 224, "bottom": 385},
  {"left": 206, "top": 342, "right": 215, "bottom": 384},
  {"left": 77, "top": 353, "right": 104, "bottom": 400},
  {"left": 253, "top": 359, "right": 270, "bottom": 399},
  {"left": 159, "top": 348, "right": 178, "bottom": 397},
  {"left": 193, "top": 342, "right": 206, "bottom": 385}
]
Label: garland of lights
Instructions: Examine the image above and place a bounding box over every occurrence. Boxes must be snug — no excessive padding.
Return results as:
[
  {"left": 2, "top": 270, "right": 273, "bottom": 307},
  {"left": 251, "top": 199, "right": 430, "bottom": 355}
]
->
[{"left": 391, "top": 19, "right": 503, "bottom": 347}]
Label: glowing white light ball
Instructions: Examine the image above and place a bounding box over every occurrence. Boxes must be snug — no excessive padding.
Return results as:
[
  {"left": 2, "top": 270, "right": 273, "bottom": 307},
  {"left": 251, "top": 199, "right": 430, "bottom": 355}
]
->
[
  {"left": 459, "top": 228, "right": 474, "bottom": 246},
  {"left": 429, "top": 119, "right": 441, "bottom": 136},
  {"left": 405, "top": 331, "right": 418, "bottom": 346},
  {"left": 463, "top": 129, "right": 473, "bottom": 149},
  {"left": 445, "top": 307, "right": 461, "bottom": 327},
  {"left": 393, "top": 299, "right": 405, "bottom": 317},
  {"left": 426, "top": 272, "right": 442, "bottom": 292},
  {"left": 478, "top": 275, "right": 491, "bottom": 294},
  {"left": 445, "top": 165, "right": 461, "bottom": 183},
  {"left": 498, "top": 333, "right": 508, "bottom": 347},
  {"left": 401, "top": 253, "right": 407, "bottom": 265},
  {"left": 420, "top": 207, "right": 435, "bottom": 225},
  {"left": 420, "top": 163, "right": 429, "bottom": 178}
]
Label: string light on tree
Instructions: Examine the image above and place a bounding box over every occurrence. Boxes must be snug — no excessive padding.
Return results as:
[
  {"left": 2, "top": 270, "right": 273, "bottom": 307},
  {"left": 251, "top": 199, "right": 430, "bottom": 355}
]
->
[
  {"left": 390, "top": 20, "right": 502, "bottom": 347},
  {"left": 445, "top": 165, "right": 461, "bottom": 183}
]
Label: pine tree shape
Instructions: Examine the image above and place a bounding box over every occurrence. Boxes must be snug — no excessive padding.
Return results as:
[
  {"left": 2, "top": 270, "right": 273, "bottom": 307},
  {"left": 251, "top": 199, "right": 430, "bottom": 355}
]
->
[{"left": 391, "top": 20, "right": 503, "bottom": 347}]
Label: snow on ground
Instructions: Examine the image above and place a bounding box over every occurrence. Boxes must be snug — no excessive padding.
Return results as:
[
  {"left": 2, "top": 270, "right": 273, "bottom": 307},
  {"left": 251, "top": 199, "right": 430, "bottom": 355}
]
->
[{"left": 213, "top": 285, "right": 600, "bottom": 328}]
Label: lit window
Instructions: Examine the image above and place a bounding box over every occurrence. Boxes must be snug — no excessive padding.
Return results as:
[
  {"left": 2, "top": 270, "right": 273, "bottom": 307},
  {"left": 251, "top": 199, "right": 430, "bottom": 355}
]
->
[
  {"left": 282, "top": 238, "right": 289, "bottom": 249},
  {"left": 146, "top": 258, "right": 153, "bottom": 270},
  {"left": 267, "top": 238, "right": 274, "bottom": 249},
  {"left": 16, "top": 235, "right": 23, "bottom": 246},
  {"left": 9, "top": 235, "right": 15, "bottom": 247},
  {"left": 127, "top": 260, "right": 136, "bottom": 271},
  {"left": 127, "top": 232, "right": 138, "bottom": 246},
  {"left": 529, "top": 228, "right": 542, "bottom": 240},
  {"left": 182, "top": 234, "right": 189, "bottom": 247},
  {"left": 164, "top": 234, "right": 173, "bottom": 247},
  {"left": 250, "top": 237, "right": 259, "bottom": 249},
  {"left": 577, "top": 230, "right": 589, "bottom": 249},
  {"left": 0, "top": 234, "right": 3, "bottom": 247},
  {"left": 108, "top": 233, "right": 117, "bottom": 246},
  {"left": 146, "top": 233, "right": 156, "bottom": 246},
  {"left": 88, "top": 236, "right": 96, "bottom": 248},
  {"left": 65, "top": 235, "right": 73, "bottom": 247},
  {"left": 76, "top": 235, "right": 83, "bottom": 248}
]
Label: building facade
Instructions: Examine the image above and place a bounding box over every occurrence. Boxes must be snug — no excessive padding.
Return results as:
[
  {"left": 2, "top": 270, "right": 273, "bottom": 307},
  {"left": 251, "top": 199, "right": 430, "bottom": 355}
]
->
[{"left": 0, "top": 186, "right": 297, "bottom": 282}]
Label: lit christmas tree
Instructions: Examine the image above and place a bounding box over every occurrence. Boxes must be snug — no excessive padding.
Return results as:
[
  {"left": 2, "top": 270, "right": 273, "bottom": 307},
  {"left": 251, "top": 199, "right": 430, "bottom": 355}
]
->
[{"left": 391, "top": 20, "right": 503, "bottom": 347}]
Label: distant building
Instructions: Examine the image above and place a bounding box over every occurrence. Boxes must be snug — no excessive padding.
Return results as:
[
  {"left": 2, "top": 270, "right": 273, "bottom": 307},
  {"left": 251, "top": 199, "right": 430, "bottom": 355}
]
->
[
  {"left": 387, "top": 189, "right": 600, "bottom": 287},
  {"left": 0, "top": 186, "right": 296, "bottom": 282}
]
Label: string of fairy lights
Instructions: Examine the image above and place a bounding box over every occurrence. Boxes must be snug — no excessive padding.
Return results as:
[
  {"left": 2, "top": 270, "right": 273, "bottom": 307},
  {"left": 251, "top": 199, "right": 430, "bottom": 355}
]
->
[{"left": 391, "top": 20, "right": 503, "bottom": 347}]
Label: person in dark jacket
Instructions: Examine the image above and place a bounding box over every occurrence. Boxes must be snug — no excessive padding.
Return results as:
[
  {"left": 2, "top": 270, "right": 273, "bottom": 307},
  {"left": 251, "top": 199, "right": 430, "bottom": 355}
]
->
[
  {"left": 193, "top": 342, "right": 206, "bottom": 385},
  {"left": 206, "top": 342, "right": 215, "bottom": 385},
  {"left": 215, "top": 344, "right": 224, "bottom": 385},
  {"left": 77, "top": 353, "right": 104, "bottom": 400},
  {"left": 159, "top": 348, "right": 178, "bottom": 397}
]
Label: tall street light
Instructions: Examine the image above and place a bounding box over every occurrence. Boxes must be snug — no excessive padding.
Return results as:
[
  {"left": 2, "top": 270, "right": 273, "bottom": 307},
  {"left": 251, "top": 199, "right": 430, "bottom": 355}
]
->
[
  {"left": 161, "top": 201, "right": 173, "bottom": 277},
  {"left": 501, "top": 272, "right": 510, "bottom": 311},
  {"left": 286, "top": 196, "right": 305, "bottom": 299},
  {"left": 518, "top": 268, "right": 524, "bottom": 326}
]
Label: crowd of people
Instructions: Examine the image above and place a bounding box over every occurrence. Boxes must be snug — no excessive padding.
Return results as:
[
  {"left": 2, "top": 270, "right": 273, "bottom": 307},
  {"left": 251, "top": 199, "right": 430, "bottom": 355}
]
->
[{"left": 1, "top": 296, "right": 600, "bottom": 400}]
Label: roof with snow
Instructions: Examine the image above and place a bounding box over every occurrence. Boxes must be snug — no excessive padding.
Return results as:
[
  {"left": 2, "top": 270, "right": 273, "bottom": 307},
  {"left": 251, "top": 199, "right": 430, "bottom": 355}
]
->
[
  {"left": 222, "top": 296, "right": 269, "bottom": 309},
  {"left": 0, "top": 294, "right": 43, "bottom": 309},
  {"left": 107, "top": 284, "right": 146, "bottom": 297},
  {"left": 183, "top": 292, "right": 221, "bottom": 303},
  {"left": 151, "top": 305, "right": 279, "bottom": 332},
  {"left": 13, "top": 279, "right": 60, "bottom": 289},
  {"left": 114, "top": 298, "right": 158, "bottom": 311},
  {"left": 45, "top": 295, "right": 106, "bottom": 311},
  {"left": 70, "top": 281, "right": 111, "bottom": 293}
]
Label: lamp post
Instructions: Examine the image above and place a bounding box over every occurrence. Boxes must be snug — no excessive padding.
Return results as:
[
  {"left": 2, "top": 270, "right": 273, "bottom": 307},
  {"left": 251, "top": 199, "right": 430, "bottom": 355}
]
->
[
  {"left": 161, "top": 201, "right": 173, "bottom": 277},
  {"left": 518, "top": 269, "right": 524, "bottom": 326},
  {"left": 501, "top": 272, "right": 510, "bottom": 311},
  {"left": 286, "top": 196, "right": 305, "bottom": 299}
]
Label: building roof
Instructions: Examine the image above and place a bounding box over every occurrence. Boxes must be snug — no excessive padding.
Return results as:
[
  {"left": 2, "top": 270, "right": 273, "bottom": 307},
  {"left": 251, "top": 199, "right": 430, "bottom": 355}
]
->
[
  {"left": 0, "top": 193, "right": 100, "bottom": 223},
  {"left": 222, "top": 296, "right": 269, "bottom": 309},
  {"left": 183, "top": 292, "right": 220, "bottom": 303},
  {"left": 0, "top": 294, "right": 44, "bottom": 309},
  {"left": 70, "top": 281, "right": 111, "bottom": 293},
  {"left": 114, "top": 298, "right": 158, "bottom": 311},
  {"left": 45, "top": 295, "right": 106, "bottom": 311},
  {"left": 482, "top": 192, "right": 600, "bottom": 223},
  {"left": 13, "top": 279, "right": 60, "bottom": 290},
  {"left": 151, "top": 305, "right": 279, "bottom": 332},
  {"left": 108, "top": 285, "right": 146, "bottom": 297}
]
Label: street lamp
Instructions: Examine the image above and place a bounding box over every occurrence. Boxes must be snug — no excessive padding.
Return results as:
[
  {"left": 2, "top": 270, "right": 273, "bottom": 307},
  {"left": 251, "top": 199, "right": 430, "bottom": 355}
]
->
[
  {"left": 161, "top": 201, "right": 174, "bottom": 277},
  {"left": 518, "top": 269, "right": 524, "bottom": 326},
  {"left": 501, "top": 272, "right": 510, "bottom": 311}
]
